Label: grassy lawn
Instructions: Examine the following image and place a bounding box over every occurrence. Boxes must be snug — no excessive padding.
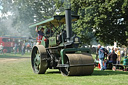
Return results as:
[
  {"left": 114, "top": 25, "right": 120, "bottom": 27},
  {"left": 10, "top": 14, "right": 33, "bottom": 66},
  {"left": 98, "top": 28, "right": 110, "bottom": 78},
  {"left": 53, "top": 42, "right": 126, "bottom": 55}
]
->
[
  {"left": 0, "top": 53, "right": 128, "bottom": 85},
  {"left": 0, "top": 53, "right": 31, "bottom": 58}
]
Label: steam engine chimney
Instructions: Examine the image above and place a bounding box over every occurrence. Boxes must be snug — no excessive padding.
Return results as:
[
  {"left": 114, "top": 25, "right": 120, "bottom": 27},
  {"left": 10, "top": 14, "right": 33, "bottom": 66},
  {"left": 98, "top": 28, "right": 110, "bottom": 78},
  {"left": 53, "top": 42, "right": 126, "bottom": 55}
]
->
[{"left": 65, "top": 9, "right": 72, "bottom": 42}]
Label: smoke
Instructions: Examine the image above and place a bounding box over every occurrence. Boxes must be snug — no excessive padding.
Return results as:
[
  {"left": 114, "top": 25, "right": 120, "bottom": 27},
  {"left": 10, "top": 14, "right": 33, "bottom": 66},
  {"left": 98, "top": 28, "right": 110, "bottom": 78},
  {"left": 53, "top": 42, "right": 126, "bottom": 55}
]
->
[{"left": 1, "top": 6, "right": 31, "bottom": 37}]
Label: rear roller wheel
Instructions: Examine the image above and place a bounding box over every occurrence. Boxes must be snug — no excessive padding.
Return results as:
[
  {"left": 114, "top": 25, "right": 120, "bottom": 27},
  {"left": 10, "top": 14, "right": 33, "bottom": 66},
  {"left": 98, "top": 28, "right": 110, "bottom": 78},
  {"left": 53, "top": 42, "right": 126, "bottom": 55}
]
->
[
  {"left": 31, "top": 45, "right": 48, "bottom": 74},
  {"left": 60, "top": 53, "right": 94, "bottom": 76}
]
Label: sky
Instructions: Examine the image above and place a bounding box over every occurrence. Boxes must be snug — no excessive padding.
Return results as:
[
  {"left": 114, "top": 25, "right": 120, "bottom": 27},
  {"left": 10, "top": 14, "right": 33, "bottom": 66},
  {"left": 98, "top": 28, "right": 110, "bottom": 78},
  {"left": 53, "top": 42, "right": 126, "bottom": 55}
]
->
[
  {"left": 0, "top": 5, "right": 12, "bottom": 18},
  {"left": 0, "top": 5, "right": 2, "bottom": 17},
  {"left": 0, "top": 12, "right": 1, "bottom": 17},
  {"left": 0, "top": 5, "right": 2, "bottom": 9}
]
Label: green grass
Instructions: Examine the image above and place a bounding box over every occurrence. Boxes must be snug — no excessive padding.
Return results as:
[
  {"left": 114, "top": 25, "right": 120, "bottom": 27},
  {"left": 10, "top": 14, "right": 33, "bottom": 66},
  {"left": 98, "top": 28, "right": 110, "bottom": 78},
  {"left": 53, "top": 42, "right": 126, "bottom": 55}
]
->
[
  {"left": 0, "top": 53, "right": 128, "bottom": 85},
  {"left": 0, "top": 53, "right": 31, "bottom": 58}
]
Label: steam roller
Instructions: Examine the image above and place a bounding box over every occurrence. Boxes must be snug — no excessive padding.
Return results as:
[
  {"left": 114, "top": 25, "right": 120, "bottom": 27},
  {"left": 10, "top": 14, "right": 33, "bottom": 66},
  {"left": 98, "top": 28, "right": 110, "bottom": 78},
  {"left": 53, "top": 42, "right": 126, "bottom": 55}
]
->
[
  {"left": 31, "top": 44, "right": 94, "bottom": 76},
  {"left": 29, "top": 8, "right": 94, "bottom": 76}
]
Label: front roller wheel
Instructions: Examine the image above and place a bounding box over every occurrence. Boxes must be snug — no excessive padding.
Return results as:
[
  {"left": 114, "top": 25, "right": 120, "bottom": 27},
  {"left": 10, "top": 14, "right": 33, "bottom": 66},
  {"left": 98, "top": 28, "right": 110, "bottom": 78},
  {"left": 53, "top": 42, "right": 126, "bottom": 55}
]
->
[
  {"left": 31, "top": 45, "right": 48, "bottom": 74},
  {"left": 60, "top": 53, "right": 94, "bottom": 76}
]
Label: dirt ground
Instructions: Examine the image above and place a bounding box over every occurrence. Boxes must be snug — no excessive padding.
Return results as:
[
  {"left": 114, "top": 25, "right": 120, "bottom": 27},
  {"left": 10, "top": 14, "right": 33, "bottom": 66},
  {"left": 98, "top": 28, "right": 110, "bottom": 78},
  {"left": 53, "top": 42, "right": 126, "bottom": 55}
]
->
[{"left": 0, "top": 57, "right": 30, "bottom": 63}]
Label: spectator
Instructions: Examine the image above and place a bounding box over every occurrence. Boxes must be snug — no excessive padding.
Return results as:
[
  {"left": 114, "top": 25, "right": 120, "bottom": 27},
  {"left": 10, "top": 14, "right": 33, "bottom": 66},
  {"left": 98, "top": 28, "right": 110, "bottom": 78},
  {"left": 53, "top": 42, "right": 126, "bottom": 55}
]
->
[
  {"left": 109, "top": 47, "right": 115, "bottom": 53},
  {"left": 116, "top": 48, "right": 121, "bottom": 64},
  {"left": 26, "top": 43, "right": 31, "bottom": 53},
  {"left": 105, "top": 49, "right": 117, "bottom": 69},
  {"left": 96, "top": 47, "right": 99, "bottom": 60},
  {"left": 35, "top": 26, "right": 44, "bottom": 45},
  {"left": 98, "top": 44, "right": 105, "bottom": 70},
  {"left": 104, "top": 48, "right": 109, "bottom": 60},
  {"left": 0, "top": 43, "right": 3, "bottom": 54},
  {"left": 121, "top": 49, "right": 124, "bottom": 57},
  {"left": 14, "top": 43, "right": 18, "bottom": 54},
  {"left": 21, "top": 43, "right": 26, "bottom": 55},
  {"left": 124, "top": 48, "right": 128, "bottom": 57},
  {"left": 108, "top": 50, "right": 117, "bottom": 64},
  {"left": 18, "top": 42, "right": 22, "bottom": 53}
]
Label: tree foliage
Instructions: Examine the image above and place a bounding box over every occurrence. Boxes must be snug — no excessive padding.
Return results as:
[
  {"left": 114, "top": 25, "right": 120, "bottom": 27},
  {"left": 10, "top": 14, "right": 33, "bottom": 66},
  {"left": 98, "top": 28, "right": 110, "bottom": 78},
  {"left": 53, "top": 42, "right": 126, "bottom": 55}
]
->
[
  {"left": 55, "top": 0, "right": 95, "bottom": 45},
  {"left": 71, "top": 0, "right": 128, "bottom": 46}
]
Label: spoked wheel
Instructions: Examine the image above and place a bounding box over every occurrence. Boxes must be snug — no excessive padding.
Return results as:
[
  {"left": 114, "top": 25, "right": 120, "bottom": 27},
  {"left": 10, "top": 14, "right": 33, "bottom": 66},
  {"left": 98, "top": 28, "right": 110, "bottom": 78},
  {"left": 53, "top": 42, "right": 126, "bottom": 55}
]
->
[
  {"left": 60, "top": 53, "right": 94, "bottom": 76},
  {"left": 31, "top": 45, "right": 48, "bottom": 74}
]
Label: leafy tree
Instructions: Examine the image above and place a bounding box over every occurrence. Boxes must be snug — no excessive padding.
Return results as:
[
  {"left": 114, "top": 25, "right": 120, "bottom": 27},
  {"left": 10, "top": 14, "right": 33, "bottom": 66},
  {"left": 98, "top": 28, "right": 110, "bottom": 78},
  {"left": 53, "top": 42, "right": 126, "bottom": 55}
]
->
[
  {"left": 55, "top": 0, "right": 95, "bottom": 45},
  {"left": 71, "top": 0, "right": 128, "bottom": 46}
]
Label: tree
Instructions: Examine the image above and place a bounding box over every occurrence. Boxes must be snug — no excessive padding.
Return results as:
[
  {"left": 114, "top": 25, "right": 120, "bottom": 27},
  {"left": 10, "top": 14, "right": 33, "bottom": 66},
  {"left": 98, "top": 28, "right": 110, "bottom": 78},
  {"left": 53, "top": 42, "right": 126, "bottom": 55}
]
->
[
  {"left": 71, "top": 0, "right": 128, "bottom": 46},
  {"left": 55, "top": 0, "right": 96, "bottom": 45}
]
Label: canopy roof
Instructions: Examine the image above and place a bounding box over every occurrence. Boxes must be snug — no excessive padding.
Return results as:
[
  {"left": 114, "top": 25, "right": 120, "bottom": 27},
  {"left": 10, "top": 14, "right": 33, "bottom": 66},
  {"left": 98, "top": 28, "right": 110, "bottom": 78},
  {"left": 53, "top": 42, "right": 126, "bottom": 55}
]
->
[{"left": 29, "top": 15, "right": 79, "bottom": 28}]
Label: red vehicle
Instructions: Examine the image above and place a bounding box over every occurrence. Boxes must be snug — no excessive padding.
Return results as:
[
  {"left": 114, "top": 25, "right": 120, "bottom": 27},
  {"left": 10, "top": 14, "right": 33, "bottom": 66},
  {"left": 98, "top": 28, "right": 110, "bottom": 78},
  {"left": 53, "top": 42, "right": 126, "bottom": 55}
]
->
[{"left": 0, "top": 37, "right": 14, "bottom": 53}]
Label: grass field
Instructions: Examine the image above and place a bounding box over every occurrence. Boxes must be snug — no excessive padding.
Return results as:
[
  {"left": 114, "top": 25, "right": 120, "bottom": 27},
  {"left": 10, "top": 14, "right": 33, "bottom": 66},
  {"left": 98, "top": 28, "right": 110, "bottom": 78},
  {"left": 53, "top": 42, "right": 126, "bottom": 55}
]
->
[{"left": 0, "top": 53, "right": 128, "bottom": 85}]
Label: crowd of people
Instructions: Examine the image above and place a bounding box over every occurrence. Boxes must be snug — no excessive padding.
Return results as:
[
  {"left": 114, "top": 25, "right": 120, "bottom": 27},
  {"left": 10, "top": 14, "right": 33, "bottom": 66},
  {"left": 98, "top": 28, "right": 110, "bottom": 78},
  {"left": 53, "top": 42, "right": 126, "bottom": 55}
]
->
[
  {"left": 97, "top": 44, "right": 127, "bottom": 70},
  {"left": 13, "top": 42, "right": 31, "bottom": 55},
  {"left": 0, "top": 26, "right": 44, "bottom": 55}
]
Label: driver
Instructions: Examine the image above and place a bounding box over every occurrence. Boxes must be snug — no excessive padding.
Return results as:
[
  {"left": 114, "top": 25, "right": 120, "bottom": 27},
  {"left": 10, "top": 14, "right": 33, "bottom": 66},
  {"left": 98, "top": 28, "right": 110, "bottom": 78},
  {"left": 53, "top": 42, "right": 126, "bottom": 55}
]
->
[{"left": 35, "top": 26, "right": 44, "bottom": 45}]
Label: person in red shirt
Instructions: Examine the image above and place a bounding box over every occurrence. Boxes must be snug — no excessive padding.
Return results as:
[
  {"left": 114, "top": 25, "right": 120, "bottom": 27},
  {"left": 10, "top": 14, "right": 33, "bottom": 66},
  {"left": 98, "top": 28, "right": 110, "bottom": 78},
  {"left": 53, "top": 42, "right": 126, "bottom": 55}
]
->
[
  {"left": 35, "top": 26, "right": 44, "bottom": 45},
  {"left": 26, "top": 43, "right": 31, "bottom": 52}
]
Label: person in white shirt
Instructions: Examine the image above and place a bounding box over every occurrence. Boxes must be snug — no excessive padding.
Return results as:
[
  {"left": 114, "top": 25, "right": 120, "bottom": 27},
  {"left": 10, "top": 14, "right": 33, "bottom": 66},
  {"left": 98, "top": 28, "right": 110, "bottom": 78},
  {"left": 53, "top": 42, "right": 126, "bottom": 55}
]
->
[{"left": 0, "top": 43, "right": 3, "bottom": 54}]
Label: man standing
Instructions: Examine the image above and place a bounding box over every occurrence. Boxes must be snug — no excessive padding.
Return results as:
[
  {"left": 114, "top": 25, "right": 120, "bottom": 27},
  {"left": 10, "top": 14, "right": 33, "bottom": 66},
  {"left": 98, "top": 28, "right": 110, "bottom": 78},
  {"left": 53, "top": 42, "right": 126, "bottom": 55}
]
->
[
  {"left": 124, "top": 48, "right": 127, "bottom": 57},
  {"left": 105, "top": 49, "right": 117, "bottom": 69},
  {"left": 98, "top": 44, "right": 105, "bottom": 70},
  {"left": 0, "top": 43, "right": 3, "bottom": 54},
  {"left": 108, "top": 50, "right": 117, "bottom": 64},
  {"left": 35, "top": 26, "right": 44, "bottom": 45},
  {"left": 26, "top": 43, "right": 31, "bottom": 53},
  {"left": 21, "top": 43, "right": 26, "bottom": 55},
  {"left": 115, "top": 48, "right": 121, "bottom": 64}
]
